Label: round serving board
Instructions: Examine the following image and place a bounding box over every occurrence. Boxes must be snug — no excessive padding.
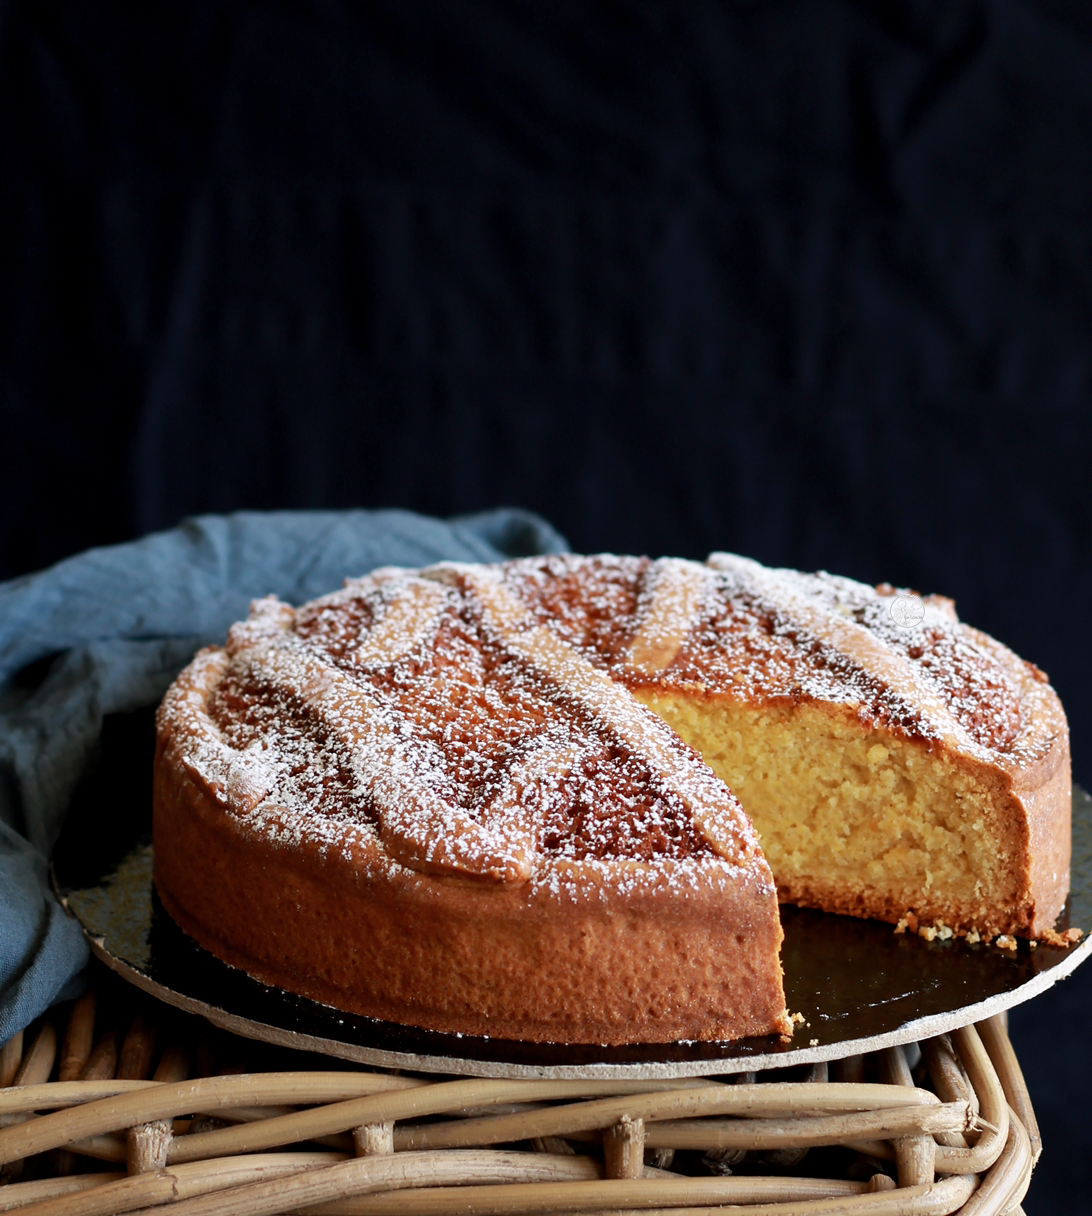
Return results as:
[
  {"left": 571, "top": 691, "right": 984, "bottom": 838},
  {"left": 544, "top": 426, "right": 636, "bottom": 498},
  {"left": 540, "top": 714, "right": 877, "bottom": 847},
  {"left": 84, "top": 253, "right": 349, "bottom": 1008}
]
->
[{"left": 55, "top": 787, "right": 1092, "bottom": 1081}]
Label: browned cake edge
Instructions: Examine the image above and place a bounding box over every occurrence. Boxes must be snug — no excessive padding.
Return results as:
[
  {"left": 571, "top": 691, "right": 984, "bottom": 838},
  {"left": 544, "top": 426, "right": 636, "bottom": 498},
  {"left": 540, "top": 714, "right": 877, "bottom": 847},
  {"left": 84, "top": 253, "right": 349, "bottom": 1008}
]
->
[
  {"left": 152, "top": 660, "right": 790, "bottom": 1046},
  {"left": 967, "top": 625, "right": 1073, "bottom": 937}
]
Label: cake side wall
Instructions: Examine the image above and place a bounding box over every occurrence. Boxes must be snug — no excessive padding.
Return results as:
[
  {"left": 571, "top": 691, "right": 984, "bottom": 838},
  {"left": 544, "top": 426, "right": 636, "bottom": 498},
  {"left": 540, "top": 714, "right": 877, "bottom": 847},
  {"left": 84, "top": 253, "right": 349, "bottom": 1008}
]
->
[
  {"left": 152, "top": 732, "right": 789, "bottom": 1045},
  {"left": 1014, "top": 727, "right": 1072, "bottom": 935},
  {"left": 960, "top": 624, "right": 1073, "bottom": 934}
]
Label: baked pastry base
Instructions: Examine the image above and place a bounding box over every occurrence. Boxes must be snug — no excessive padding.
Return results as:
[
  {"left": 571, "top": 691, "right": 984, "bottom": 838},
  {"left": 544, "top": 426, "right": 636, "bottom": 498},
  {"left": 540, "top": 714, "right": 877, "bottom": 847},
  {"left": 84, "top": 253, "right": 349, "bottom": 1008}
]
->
[{"left": 154, "top": 753, "right": 788, "bottom": 1046}]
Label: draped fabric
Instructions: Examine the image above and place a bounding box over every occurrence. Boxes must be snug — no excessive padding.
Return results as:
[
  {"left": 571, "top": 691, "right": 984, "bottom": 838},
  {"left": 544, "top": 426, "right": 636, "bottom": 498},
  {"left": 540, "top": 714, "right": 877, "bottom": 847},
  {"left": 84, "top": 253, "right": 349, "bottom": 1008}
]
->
[{"left": 0, "top": 507, "right": 566, "bottom": 1045}]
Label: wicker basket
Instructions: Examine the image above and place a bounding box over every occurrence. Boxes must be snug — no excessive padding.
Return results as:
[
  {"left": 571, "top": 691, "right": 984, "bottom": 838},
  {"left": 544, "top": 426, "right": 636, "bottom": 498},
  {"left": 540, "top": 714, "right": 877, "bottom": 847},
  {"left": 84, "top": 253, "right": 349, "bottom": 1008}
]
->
[{"left": 0, "top": 966, "right": 1037, "bottom": 1216}]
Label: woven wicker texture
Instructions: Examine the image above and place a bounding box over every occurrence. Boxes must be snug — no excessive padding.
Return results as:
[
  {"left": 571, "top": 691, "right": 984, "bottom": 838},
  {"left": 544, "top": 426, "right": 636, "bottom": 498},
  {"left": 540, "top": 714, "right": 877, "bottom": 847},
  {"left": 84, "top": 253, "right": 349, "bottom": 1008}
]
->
[{"left": 0, "top": 969, "right": 1036, "bottom": 1216}]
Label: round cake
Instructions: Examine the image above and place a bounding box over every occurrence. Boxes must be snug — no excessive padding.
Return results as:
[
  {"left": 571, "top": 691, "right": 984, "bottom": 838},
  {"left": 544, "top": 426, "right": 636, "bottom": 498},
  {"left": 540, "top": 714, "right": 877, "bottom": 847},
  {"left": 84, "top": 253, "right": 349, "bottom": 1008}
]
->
[{"left": 153, "top": 554, "right": 1071, "bottom": 1044}]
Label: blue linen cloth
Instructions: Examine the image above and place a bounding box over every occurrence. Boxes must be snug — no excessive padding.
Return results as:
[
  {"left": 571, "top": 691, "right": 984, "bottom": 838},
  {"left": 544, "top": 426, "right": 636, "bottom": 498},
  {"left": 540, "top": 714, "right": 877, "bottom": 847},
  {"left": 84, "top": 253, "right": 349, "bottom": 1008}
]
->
[{"left": 0, "top": 507, "right": 568, "bottom": 1045}]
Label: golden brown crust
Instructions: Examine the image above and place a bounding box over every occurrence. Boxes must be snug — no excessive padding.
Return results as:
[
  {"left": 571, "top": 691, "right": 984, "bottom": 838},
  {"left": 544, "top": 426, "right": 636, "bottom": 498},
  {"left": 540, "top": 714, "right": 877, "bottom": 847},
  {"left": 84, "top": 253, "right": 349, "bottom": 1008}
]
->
[
  {"left": 152, "top": 573, "right": 791, "bottom": 1046},
  {"left": 154, "top": 711, "right": 788, "bottom": 1045},
  {"left": 152, "top": 551, "right": 1072, "bottom": 1045},
  {"left": 960, "top": 625, "right": 1071, "bottom": 935}
]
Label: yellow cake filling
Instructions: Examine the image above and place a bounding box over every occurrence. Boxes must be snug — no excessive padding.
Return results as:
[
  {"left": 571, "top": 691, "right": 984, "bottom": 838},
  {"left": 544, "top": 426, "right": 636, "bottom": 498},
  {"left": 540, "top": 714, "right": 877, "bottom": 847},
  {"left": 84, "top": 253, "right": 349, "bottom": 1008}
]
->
[{"left": 636, "top": 691, "right": 1019, "bottom": 929}]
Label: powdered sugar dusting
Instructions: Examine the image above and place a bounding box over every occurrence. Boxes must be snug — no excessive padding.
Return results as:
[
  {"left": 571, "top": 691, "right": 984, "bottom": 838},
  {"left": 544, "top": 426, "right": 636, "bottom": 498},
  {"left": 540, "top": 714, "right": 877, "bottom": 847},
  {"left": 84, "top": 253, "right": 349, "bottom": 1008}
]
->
[
  {"left": 167, "top": 564, "right": 769, "bottom": 899},
  {"left": 439, "top": 564, "right": 762, "bottom": 867},
  {"left": 692, "top": 553, "right": 1033, "bottom": 761},
  {"left": 624, "top": 558, "right": 711, "bottom": 676},
  {"left": 483, "top": 551, "right": 1041, "bottom": 763},
  {"left": 161, "top": 552, "right": 1059, "bottom": 902}
]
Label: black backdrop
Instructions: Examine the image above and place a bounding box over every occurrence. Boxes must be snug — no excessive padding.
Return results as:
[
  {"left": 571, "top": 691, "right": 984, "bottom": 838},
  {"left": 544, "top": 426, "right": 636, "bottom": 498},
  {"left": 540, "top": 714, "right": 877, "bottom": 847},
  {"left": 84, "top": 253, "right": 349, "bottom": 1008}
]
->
[{"left": 3, "top": 3, "right": 1092, "bottom": 1207}]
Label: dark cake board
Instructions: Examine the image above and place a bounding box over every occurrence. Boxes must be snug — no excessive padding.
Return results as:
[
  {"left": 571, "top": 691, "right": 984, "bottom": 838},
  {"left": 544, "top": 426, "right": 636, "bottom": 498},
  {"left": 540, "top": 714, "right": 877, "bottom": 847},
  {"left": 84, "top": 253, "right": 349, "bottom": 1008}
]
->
[{"left": 56, "top": 787, "right": 1092, "bottom": 1081}]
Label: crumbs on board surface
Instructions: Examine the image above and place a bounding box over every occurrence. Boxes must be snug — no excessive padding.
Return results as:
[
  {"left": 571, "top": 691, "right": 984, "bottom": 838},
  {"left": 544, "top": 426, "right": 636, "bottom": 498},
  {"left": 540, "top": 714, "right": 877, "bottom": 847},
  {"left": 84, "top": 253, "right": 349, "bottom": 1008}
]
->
[{"left": 894, "top": 912, "right": 1083, "bottom": 950}]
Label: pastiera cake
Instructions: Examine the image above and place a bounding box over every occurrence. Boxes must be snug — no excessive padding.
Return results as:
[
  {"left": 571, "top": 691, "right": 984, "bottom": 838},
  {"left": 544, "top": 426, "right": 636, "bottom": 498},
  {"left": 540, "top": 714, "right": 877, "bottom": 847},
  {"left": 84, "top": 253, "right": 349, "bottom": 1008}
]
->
[{"left": 153, "top": 554, "right": 1071, "bottom": 1045}]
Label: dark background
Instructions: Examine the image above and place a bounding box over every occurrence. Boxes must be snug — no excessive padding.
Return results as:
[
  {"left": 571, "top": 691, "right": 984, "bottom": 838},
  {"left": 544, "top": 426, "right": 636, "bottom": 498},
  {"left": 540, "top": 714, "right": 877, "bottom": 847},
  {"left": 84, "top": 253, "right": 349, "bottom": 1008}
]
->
[{"left": 2, "top": 2, "right": 1091, "bottom": 1207}]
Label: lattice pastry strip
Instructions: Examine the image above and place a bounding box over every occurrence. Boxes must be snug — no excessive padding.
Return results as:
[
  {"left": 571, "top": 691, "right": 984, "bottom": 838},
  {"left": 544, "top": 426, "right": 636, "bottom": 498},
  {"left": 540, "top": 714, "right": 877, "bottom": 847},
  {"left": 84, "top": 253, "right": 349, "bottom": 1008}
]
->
[
  {"left": 426, "top": 564, "right": 763, "bottom": 872},
  {"left": 624, "top": 557, "right": 711, "bottom": 676},
  {"left": 706, "top": 551, "right": 975, "bottom": 752}
]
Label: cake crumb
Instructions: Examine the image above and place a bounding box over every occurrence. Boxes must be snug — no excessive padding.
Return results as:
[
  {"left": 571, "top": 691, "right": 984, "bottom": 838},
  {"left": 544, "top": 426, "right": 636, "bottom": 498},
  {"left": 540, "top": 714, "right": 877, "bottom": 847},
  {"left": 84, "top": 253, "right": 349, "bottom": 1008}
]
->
[
  {"left": 966, "top": 929, "right": 981, "bottom": 944},
  {"left": 894, "top": 918, "right": 908, "bottom": 935},
  {"left": 995, "top": 935, "right": 1017, "bottom": 951},
  {"left": 1028, "top": 940, "right": 1037, "bottom": 949},
  {"left": 809, "top": 1038, "right": 819, "bottom": 1047},
  {"left": 789, "top": 1011, "right": 806, "bottom": 1025},
  {"left": 1039, "top": 926, "right": 1084, "bottom": 948},
  {"left": 918, "top": 925, "right": 937, "bottom": 942}
]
